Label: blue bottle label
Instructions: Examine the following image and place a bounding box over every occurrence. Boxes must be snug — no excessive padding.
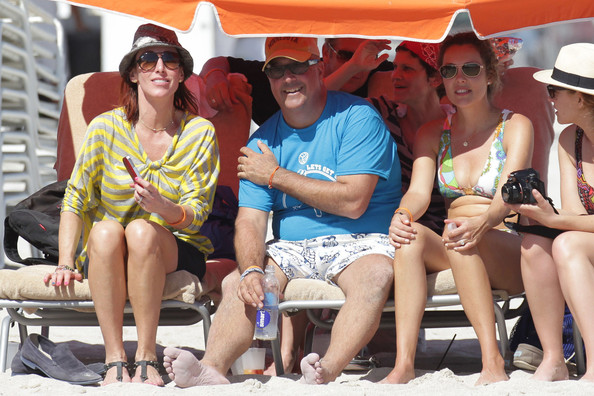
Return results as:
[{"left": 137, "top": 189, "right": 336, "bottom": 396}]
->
[{"left": 256, "top": 309, "right": 271, "bottom": 328}]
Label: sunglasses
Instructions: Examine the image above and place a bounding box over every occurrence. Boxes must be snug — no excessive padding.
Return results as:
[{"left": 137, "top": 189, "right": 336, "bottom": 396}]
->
[
  {"left": 547, "top": 84, "right": 571, "bottom": 99},
  {"left": 327, "top": 41, "right": 354, "bottom": 62},
  {"left": 439, "top": 63, "right": 484, "bottom": 79},
  {"left": 136, "top": 51, "right": 181, "bottom": 72},
  {"left": 264, "top": 59, "right": 320, "bottom": 79}
]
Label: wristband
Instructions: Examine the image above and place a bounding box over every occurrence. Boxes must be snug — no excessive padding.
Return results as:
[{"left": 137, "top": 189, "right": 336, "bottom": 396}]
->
[
  {"left": 169, "top": 205, "right": 187, "bottom": 227},
  {"left": 268, "top": 166, "right": 280, "bottom": 189},
  {"left": 395, "top": 207, "right": 413, "bottom": 222},
  {"left": 203, "top": 68, "right": 225, "bottom": 80},
  {"left": 240, "top": 266, "right": 265, "bottom": 281}
]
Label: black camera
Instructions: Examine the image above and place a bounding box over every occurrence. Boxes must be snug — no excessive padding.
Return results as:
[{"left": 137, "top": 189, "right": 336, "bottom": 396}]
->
[{"left": 501, "top": 168, "right": 546, "bottom": 204}]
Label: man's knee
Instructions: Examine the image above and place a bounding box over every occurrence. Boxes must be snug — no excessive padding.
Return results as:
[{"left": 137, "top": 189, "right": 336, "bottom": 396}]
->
[
  {"left": 221, "top": 269, "right": 241, "bottom": 295},
  {"left": 342, "top": 255, "right": 393, "bottom": 297}
]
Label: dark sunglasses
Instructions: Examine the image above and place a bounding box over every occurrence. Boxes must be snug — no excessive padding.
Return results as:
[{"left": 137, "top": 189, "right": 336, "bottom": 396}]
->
[
  {"left": 547, "top": 84, "right": 571, "bottom": 99},
  {"left": 439, "top": 63, "right": 484, "bottom": 79},
  {"left": 136, "top": 51, "right": 181, "bottom": 72},
  {"left": 264, "top": 59, "right": 320, "bottom": 79},
  {"left": 327, "top": 41, "right": 354, "bottom": 62}
]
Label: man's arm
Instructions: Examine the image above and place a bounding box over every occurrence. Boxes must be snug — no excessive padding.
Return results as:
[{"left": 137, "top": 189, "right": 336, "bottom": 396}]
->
[
  {"left": 234, "top": 206, "right": 270, "bottom": 307},
  {"left": 239, "top": 141, "right": 378, "bottom": 219}
]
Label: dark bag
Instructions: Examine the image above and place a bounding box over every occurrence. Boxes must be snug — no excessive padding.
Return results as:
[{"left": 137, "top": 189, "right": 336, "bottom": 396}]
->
[
  {"left": 3, "top": 180, "right": 73, "bottom": 265},
  {"left": 201, "top": 185, "right": 238, "bottom": 260}
]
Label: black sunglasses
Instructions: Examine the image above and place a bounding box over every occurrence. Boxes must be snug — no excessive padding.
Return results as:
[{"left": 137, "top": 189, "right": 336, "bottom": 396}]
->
[
  {"left": 439, "top": 63, "right": 484, "bottom": 79},
  {"left": 136, "top": 51, "right": 181, "bottom": 72},
  {"left": 264, "top": 59, "right": 320, "bottom": 79},
  {"left": 547, "top": 84, "right": 571, "bottom": 99},
  {"left": 327, "top": 41, "right": 354, "bottom": 62}
]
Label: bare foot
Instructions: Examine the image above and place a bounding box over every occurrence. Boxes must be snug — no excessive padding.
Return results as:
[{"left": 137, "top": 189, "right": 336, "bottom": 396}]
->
[
  {"left": 379, "top": 364, "right": 415, "bottom": 384},
  {"left": 579, "top": 369, "right": 594, "bottom": 382},
  {"left": 132, "top": 362, "right": 164, "bottom": 386},
  {"left": 475, "top": 367, "right": 509, "bottom": 385},
  {"left": 532, "top": 358, "right": 569, "bottom": 381},
  {"left": 162, "top": 347, "right": 229, "bottom": 387},
  {"left": 299, "top": 353, "right": 322, "bottom": 384},
  {"left": 102, "top": 364, "right": 131, "bottom": 386}
]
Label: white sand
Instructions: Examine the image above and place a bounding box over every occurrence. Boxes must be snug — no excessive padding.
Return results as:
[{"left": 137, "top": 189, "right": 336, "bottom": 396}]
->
[{"left": 1, "top": 309, "right": 591, "bottom": 396}]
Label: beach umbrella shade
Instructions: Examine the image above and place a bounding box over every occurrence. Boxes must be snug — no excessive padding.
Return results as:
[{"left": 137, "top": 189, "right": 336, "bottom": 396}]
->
[{"left": 55, "top": 0, "right": 594, "bottom": 41}]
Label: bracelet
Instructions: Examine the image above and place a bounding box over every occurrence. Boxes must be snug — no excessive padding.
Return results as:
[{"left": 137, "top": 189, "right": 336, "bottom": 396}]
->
[
  {"left": 240, "top": 265, "right": 265, "bottom": 281},
  {"left": 395, "top": 207, "right": 413, "bottom": 222},
  {"left": 268, "top": 165, "right": 281, "bottom": 190},
  {"left": 203, "top": 68, "right": 226, "bottom": 80},
  {"left": 56, "top": 265, "right": 75, "bottom": 273},
  {"left": 169, "top": 205, "right": 187, "bottom": 227}
]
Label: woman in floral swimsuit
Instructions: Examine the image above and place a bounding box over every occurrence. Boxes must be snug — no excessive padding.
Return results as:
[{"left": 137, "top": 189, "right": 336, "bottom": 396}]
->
[{"left": 383, "top": 33, "right": 533, "bottom": 385}]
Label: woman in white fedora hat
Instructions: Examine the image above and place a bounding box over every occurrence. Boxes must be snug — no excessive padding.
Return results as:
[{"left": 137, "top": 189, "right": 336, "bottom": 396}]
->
[{"left": 506, "top": 42, "right": 594, "bottom": 381}]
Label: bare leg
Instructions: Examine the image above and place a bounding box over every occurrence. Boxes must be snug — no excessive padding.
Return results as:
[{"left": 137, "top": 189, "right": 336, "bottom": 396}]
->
[
  {"left": 449, "top": 229, "right": 520, "bottom": 385},
  {"left": 553, "top": 231, "right": 594, "bottom": 381},
  {"left": 87, "top": 220, "right": 131, "bottom": 385},
  {"left": 300, "top": 254, "right": 393, "bottom": 384},
  {"left": 201, "top": 259, "right": 238, "bottom": 304},
  {"left": 521, "top": 235, "right": 568, "bottom": 381},
  {"left": 125, "top": 220, "right": 178, "bottom": 385},
  {"left": 163, "top": 259, "right": 288, "bottom": 387},
  {"left": 381, "top": 224, "right": 449, "bottom": 384}
]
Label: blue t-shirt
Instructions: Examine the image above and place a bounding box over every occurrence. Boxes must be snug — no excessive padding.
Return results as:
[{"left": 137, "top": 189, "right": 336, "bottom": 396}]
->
[{"left": 239, "top": 91, "right": 402, "bottom": 240}]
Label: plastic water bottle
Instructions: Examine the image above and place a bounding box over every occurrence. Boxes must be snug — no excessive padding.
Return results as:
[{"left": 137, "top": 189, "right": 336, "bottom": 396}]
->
[{"left": 254, "top": 264, "right": 280, "bottom": 340}]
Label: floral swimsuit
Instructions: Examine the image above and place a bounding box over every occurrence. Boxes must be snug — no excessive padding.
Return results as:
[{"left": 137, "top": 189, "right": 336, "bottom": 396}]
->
[
  {"left": 575, "top": 127, "right": 594, "bottom": 214},
  {"left": 437, "top": 110, "right": 511, "bottom": 199}
]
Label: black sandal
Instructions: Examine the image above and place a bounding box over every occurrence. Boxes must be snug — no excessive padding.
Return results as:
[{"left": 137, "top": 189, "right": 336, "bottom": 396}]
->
[
  {"left": 104, "top": 361, "right": 128, "bottom": 382},
  {"left": 134, "top": 360, "right": 160, "bottom": 382}
]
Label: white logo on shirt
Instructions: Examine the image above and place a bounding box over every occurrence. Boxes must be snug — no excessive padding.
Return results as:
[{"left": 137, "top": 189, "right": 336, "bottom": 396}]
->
[{"left": 299, "top": 152, "right": 309, "bottom": 165}]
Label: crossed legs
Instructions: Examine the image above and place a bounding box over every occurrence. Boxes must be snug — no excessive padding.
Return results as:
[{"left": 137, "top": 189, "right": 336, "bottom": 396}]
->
[{"left": 87, "top": 219, "right": 178, "bottom": 385}]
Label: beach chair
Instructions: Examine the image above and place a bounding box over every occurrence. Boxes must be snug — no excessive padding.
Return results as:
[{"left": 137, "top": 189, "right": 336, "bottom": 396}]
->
[
  {"left": 0, "top": 71, "right": 252, "bottom": 372},
  {"left": 272, "top": 270, "right": 526, "bottom": 375}
]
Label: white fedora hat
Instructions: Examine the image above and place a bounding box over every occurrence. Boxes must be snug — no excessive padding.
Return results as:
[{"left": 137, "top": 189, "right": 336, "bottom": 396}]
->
[{"left": 533, "top": 43, "right": 594, "bottom": 96}]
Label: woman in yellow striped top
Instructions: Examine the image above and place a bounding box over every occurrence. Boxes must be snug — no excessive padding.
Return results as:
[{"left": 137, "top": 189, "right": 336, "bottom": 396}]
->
[{"left": 43, "top": 24, "right": 219, "bottom": 386}]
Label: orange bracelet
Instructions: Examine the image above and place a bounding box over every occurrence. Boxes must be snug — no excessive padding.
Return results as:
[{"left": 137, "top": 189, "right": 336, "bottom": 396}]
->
[
  {"left": 395, "top": 207, "right": 413, "bottom": 222},
  {"left": 268, "top": 165, "right": 281, "bottom": 189},
  {"left": 203, "top": 68, "right": 225, "bottom": 80},
  {"left": 169, "top": 205, "right": 187, "bottom": 227}
]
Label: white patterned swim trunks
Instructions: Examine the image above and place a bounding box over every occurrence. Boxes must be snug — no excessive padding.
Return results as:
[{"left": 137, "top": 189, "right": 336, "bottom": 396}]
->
[{"left": 266, "top": 233, "right": 394, "bottom": 284}]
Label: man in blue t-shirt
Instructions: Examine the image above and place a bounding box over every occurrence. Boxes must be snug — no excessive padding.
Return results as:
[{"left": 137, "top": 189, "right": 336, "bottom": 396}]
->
[{"left": 163, "top": 36, "right": 402, "bottom": 387}]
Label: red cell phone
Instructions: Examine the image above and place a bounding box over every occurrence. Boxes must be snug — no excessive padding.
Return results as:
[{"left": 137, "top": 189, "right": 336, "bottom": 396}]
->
[{"left": 122, "top": 156, "right": 139, "bottom": 180}]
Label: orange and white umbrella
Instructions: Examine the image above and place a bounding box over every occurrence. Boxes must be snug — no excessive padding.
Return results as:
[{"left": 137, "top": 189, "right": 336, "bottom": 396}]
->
[{"left": 55, "top": 0, "right": 594, "bottom": 41}]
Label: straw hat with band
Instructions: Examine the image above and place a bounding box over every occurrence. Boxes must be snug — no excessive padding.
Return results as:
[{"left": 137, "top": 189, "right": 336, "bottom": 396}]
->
[
  {"left": 262, "top": 37, "right": 319, "bottom": 71},
  {"left": 533, "top": 43, "right": 594, "bottom": 96},
  {"left": 119, "top": 23, "right": 194, "bottom": 81}
]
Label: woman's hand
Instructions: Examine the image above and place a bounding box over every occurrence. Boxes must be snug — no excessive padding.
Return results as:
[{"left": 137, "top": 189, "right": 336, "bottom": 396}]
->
[
  {"left": 505, "top": 189, "right": 557, "bottom": 226},
  {"left": 388, "top": 211, "right": 417, "bottom": 248},
  {"left": 132, "top": 177, "right": 167, "bottom": 213},
  {"left": 43, "top": 263, "right": 83, "bottom": 287},
  {"left": 238, "top": 272, "right": 265, "bottom": 308},
  {"left": 443, "top": 215, "right": 489, "bottom": 251}
]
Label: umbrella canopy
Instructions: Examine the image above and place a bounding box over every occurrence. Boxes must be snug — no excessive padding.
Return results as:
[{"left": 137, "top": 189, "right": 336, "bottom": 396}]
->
[{"left": 57, "top": 0, "right": 594, "bottom": 41}]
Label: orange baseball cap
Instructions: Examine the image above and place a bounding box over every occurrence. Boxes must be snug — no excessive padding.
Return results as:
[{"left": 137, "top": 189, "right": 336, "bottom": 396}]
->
[{"left": 262, "top": 37, "right": 319, "bottom": 70}]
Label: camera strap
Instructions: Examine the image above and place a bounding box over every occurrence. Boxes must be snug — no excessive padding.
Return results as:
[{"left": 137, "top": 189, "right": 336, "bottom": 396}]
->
[{"left": 504, "top": 196, "right": 564, "bottom": 239}]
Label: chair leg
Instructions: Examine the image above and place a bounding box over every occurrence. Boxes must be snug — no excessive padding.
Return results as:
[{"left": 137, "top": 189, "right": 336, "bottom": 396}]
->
[
  {"left": 574, "top": 321, "right": 586, "bottom": 375},
  {"left": 0, "top": 314, "right": 12, "bottom": 372},
  {"left": 493, "top": 302, "right": 513, "bottom": 368},
  {"left": 271, "top": 333, "right": 284, "bottom": 376}
]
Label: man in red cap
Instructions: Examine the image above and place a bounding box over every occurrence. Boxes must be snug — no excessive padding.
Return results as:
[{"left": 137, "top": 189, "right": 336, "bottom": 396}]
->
[{"left": 163, "top": 36, "right": 402, "bottom": 386}]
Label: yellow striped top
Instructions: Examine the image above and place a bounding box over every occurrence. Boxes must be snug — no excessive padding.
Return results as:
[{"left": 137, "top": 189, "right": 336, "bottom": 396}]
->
[{"left": 62, "top": 107, "right": 219, "bottom": 272}]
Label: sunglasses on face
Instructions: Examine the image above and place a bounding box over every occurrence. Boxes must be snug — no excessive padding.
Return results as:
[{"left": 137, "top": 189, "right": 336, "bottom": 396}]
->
[
  {"left": 547, "top": 84, "right": 571, "bottom": 99},
  {"left": 439, "top": 63, "right": 484, "bottom": 79},
  {"left": 264, "top": 59, "right": 320, "bottom": 79},
  {"left": 136, "top": 51, "right": 181, "bottom": 72},
  {"left": 327, "top": 41, "right": 354, "bottom": 62}
]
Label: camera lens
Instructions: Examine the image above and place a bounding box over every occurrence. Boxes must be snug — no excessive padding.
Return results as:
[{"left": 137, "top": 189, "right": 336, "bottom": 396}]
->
[{"left": 501, "top": 183, "right": 522, "bottom": 203}]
